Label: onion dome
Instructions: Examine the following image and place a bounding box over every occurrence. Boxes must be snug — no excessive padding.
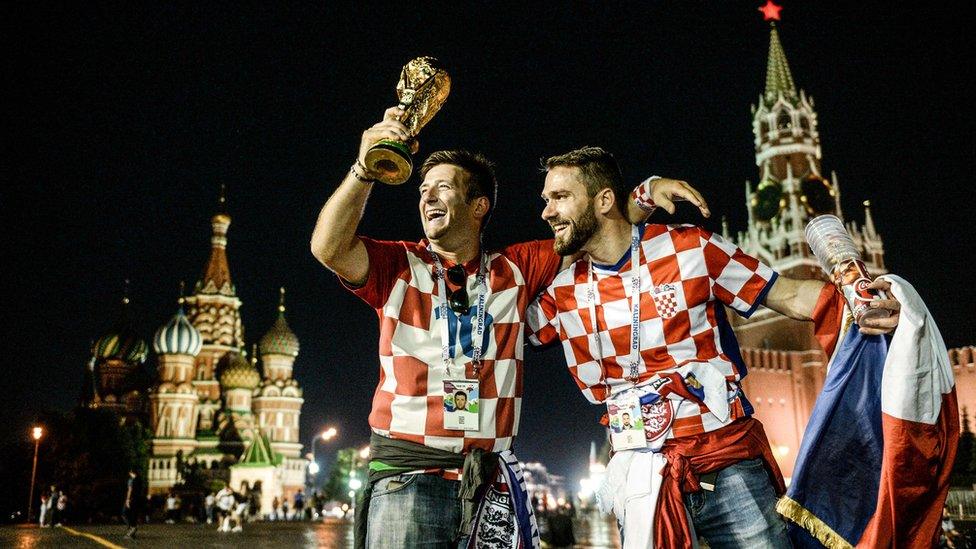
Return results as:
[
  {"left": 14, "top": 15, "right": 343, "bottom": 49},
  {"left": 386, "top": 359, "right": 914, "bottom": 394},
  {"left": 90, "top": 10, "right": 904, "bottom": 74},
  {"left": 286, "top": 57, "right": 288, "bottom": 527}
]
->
[
  {"left": 93, "top": 283, "right": 149, "bottom": 364},
  {"left": 259, "top": 288, "right": 300, "bottom": 357},
  {"left": 220, "top": 349, "right": 260, "bottom": 390},
  {"left": 153, "top": 285, "right": 203, "bottom": 356}
]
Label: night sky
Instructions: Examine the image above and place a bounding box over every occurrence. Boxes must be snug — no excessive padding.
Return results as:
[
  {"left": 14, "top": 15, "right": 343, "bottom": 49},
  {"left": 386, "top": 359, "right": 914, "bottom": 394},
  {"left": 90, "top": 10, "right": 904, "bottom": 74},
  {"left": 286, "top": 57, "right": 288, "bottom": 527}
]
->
[{"left": 6, "top": 2, "right": 973, "bottom": 488}]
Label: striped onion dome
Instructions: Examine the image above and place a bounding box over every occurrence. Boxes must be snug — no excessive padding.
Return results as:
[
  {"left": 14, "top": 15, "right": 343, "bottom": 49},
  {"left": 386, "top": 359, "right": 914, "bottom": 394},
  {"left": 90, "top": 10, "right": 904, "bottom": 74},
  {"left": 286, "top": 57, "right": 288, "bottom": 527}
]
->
[
  {"left": 93, "top": 329, "right": 149, "bottom": 364},
  {"left": 94, "top": 284, "right": 149, "bottom": 364},
  {"left": 259, "top": 288, "right": 299, "bottom": 357},
  {"left": 220, "top": 350, "right": 260, "bottom": 390},
  {"left": 153, "top": 306, "right": 203, "bottom": 356}
]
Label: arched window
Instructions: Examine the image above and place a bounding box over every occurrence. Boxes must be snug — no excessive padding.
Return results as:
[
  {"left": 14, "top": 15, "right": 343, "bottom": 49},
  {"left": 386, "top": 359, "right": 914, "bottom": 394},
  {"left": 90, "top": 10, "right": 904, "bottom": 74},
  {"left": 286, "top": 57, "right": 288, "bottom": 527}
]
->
[
  {"left": 776, "top": 111, "right": 791, "bottom": 130},
  {"left": 799, "top": 116, "right": 810, "bottom": 131},
  {"left": 759, "top": 120, "right": 769, "bottom": 136}
]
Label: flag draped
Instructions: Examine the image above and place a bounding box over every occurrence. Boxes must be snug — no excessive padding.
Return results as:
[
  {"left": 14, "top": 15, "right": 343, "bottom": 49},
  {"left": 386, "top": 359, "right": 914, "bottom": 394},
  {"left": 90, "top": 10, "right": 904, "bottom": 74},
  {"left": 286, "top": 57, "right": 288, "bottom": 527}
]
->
[{"left": 778, "top": 275, "right": 958, "bottom": 548}]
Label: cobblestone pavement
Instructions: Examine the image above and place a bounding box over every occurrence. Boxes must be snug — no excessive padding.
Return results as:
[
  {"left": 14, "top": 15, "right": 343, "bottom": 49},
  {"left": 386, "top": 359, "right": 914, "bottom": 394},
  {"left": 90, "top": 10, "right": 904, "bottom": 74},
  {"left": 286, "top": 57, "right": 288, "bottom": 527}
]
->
[{"left": 0, "top": 514, "right": 619, "bottom": 548}]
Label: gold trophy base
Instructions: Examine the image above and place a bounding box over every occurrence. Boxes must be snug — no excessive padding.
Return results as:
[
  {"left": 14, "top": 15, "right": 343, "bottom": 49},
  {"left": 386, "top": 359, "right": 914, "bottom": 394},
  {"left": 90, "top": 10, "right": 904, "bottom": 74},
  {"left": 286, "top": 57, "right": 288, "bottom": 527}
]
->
[{"left": 364, "top": 140, "right": 413, "bottom": 185}]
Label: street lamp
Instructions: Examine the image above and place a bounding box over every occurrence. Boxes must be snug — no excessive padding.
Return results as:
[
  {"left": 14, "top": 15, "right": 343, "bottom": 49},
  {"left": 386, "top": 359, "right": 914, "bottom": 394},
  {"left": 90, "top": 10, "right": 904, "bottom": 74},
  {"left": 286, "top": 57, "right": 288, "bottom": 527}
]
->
[
  {"left": 308, "top": 427, "right": 338, "bottom": 490},
  {"left": 348, "top": 476, "right": 363, "bottom": 520},
  {"left": 27, "top": 426, "right": 42, "bottom": 523}
]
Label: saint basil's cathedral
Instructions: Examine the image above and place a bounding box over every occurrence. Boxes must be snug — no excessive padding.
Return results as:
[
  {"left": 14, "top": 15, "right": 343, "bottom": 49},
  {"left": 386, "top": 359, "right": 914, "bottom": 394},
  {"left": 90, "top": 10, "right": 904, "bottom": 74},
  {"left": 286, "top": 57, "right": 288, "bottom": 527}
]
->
[{"left": 80, "top": 193, "right": 307, "bottom": 507}]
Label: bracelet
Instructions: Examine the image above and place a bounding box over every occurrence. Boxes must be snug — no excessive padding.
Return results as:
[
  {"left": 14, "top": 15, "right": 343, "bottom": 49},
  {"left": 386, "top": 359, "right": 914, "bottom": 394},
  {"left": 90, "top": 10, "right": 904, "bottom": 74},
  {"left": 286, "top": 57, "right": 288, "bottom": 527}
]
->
[
  {"left": 633, "top": 176, "right": 659, "bottom": 213},
  {"left": 350, "top": 161, "right": 375, "bottom": 184}
]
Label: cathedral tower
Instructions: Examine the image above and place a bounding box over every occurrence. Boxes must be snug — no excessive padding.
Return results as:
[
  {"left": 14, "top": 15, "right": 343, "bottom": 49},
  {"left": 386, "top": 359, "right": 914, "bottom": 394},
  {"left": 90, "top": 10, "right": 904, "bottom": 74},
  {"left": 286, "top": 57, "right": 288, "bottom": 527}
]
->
[
  {"left": 185, "top": 186, "right": 244, "bottom": 435},
  {"left": 149, "top": 287, "right": 203, "bottom": 455},
  {"left": 254, "top": 288, "right": 304, "bottom": 458},
  {"left": 147, "top": 287, "right": 203, "bottom": 493}
]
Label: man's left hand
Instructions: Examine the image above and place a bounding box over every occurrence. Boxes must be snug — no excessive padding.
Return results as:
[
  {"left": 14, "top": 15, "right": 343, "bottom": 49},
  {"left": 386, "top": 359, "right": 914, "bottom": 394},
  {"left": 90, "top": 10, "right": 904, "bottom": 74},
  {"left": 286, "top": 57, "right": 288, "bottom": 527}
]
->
[
  {"left": 651, "top": 178, "right": 710, "bottom": 217},
  {"left": 859, "top": 278, "right": 901, "bottom": 335}
]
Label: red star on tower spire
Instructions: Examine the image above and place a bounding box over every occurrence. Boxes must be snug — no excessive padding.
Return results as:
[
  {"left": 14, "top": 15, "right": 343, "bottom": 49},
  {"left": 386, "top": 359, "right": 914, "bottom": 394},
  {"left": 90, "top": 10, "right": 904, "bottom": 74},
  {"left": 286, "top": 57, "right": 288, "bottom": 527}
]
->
[{"left": 759, "top": 0, "right": 783, "bottom": 22}]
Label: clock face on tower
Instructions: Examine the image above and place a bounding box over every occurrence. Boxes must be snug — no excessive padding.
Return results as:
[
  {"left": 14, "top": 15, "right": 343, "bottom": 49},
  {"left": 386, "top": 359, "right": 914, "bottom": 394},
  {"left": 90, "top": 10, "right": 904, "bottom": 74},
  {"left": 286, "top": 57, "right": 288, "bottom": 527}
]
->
[
  {"left": 800, "top": 175, "right": 835, "bottom": 216},
  {"left": 753, "top": 179, "right": 784, "bottom": 222}
]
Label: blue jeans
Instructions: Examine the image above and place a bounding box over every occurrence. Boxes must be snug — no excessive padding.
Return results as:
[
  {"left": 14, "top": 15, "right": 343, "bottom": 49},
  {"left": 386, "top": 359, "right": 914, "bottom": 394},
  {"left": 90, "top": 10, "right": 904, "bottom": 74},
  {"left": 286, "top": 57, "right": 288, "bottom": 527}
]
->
[
  {"left": 683, "top": 457, "right": 791, "bottom": 548},
  {"left": 366, "top": 473, "right": 467, "bottom": 548}
]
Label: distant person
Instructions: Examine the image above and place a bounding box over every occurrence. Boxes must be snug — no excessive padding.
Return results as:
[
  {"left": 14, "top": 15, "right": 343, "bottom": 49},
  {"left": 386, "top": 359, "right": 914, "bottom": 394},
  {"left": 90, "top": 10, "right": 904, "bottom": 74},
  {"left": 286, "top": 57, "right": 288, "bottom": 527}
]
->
[
  {"left": 55, "top": 492, "right": 67, "bottom": 526},
  {"left": 122, "top": 470, "right": 141, "bottom": 539},
  {"left": 165, "top": 492, "right": 177, "bottom": 523},
  {"left": 204, "top": 492, "right": 216, "bottom": 524},
  {"left": 38, "top": 492, "right": 50, "bottom": 527},
  {"left": 215, "top": 485, "right": 235, "bottom": 532},
  {"left": 46, "top": 485, "right": 59, "bottom": 526},
  {"left": 271, "top": 496, "right": 281, "bottom": 521},
  {"left": 231, "top": 491, "right": 247, "bottom": 532},
  {"left": 293, "top": 490, "right": 305, "bottom": 521},
  {"left": 941, "top": 506, "right": 961, "bottom": 548}
]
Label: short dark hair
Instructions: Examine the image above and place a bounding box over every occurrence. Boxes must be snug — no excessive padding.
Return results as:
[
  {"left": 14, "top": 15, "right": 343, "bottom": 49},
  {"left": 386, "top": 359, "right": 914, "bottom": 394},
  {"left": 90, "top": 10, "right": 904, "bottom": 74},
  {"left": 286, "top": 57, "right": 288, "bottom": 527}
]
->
[
  {"left": 454, "top": 390, "right": 467, "bottom": 398},
  {"left": 544, "top": 146, "right": 627, "bottom": 215},
  {"left": 420, "top": 150, "right": 498, "bottom": 229}
]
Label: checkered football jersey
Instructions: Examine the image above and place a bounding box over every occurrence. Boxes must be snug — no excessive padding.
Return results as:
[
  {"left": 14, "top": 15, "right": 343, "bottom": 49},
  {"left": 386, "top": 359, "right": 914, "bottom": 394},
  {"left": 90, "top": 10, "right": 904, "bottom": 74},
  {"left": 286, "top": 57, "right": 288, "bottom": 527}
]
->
[
  {"left": 346, "top": 236, "right": 561, "bottom": 454},
  {"left": 527, "top": 223, "right": 779, "bottom": 438}
]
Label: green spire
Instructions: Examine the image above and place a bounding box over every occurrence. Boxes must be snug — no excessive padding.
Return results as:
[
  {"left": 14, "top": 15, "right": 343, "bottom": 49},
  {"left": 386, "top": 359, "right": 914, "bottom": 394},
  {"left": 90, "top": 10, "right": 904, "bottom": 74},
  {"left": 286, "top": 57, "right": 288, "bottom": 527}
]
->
[
  {"left": 238, "top": 431, "right": 282, "bottom": 466},
  {"left": 764, "top": 24, "right": 797, "bottom": 103}
]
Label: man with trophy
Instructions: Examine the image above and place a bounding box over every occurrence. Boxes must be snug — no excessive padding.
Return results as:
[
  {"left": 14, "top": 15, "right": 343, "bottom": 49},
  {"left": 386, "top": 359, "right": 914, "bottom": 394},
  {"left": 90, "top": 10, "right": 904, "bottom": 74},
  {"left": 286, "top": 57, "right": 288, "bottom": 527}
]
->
[{"left": 309, "top": 57, "right": 708, "bottom": 548}]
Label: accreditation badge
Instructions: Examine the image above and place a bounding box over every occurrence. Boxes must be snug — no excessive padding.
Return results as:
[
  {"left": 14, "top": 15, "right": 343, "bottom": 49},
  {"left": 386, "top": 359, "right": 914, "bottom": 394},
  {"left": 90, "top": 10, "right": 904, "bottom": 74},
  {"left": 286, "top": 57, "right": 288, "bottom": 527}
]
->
[
  {"left": 607, "top": 393, "right": 646, "bottom": 451},
  {"left": 443, "top": 380, "right": 480, "bottom": 431}
]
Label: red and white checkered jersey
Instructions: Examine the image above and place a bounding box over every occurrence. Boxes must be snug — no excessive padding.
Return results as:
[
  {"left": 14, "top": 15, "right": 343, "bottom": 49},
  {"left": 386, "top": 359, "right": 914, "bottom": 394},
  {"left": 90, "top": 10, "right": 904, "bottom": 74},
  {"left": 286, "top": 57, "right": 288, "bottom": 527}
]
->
[
  {"left": 346, "top": 237, "right": 561, "bottom": 454},
  {"left": 527, "top": 224, "right": 778, "bottom": 438}
]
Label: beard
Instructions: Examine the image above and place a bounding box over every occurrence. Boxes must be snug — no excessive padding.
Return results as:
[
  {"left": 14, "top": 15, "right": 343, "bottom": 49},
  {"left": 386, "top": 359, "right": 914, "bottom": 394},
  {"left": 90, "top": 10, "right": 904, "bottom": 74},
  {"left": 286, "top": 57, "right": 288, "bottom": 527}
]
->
[{"left": 552, "top": 203, "right": 597, "bottom": 256}]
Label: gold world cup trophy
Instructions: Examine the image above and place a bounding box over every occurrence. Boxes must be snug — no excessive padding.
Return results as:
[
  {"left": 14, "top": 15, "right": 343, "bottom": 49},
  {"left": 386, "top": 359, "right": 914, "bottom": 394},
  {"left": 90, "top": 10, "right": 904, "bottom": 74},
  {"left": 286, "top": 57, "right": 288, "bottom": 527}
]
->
[{"left": 363, "top": 56, "right": 451, "bottom": 185}]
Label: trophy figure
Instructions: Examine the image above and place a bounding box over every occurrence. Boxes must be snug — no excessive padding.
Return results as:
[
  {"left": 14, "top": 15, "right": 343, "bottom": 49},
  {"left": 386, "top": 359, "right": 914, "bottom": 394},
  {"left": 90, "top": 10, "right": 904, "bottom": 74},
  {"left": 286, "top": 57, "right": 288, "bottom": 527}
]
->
[{"left": 364, "top": 56, "right": 451, "bottom": 185}]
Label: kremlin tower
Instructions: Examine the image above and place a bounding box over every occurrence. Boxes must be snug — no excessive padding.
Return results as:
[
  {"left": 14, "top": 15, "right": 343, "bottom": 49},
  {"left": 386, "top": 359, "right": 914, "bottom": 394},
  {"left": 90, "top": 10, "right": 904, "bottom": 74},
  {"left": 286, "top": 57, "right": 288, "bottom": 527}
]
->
[{"left": 728, "top": 6, "right": 888, "bottom": 479}]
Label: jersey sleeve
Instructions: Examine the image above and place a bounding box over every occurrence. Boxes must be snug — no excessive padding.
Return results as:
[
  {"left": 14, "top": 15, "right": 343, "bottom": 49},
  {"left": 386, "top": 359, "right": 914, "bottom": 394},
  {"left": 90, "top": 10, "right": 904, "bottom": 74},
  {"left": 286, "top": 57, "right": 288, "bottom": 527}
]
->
[
  {"left": 699, "top": 228, "right": 778, "bottom": 318},
  {"left": 502, "top": 239, "right": 563, "bottom": 297},
  {"left": 340, "top": 236, "right": 409, "bottom": 309},
  {"left": 526, "top": 286, "right": 561, "bottom": 348}
]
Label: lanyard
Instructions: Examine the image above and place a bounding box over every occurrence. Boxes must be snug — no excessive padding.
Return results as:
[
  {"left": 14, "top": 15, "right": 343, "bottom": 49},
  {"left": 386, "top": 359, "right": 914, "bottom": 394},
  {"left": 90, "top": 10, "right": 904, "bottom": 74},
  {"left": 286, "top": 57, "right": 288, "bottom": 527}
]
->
[
  {"left": 587, "top": 225, "right": 643, "bottom": 381},
  {"left": 430, "top": 247, "right": 489, "bottom": 376}
]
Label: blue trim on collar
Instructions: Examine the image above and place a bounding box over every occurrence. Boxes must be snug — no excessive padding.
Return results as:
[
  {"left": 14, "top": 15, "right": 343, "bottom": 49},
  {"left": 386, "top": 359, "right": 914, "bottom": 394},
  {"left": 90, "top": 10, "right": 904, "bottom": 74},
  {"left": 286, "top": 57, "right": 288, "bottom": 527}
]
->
[{"left": 591, "top": 223, "right": 647, "bottom": 271}]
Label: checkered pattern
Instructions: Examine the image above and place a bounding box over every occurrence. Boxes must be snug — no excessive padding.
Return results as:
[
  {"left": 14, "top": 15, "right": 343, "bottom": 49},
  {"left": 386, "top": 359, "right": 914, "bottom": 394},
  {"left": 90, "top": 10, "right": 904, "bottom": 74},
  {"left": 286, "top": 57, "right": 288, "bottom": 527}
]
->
[
  {"left": 347, "top": 237, "right": 561, "bottom": 454},
  {"left": 527, "top": 224, "right": 777, "bottom": 437}
]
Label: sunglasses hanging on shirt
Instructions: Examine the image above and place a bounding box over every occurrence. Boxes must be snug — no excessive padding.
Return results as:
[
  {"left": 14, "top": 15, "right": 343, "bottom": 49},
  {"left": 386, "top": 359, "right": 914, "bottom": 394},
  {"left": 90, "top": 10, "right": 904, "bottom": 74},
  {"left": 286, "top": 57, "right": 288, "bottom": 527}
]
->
[{"left": 445, "top": 264, "right": 469, "bottom": 315}]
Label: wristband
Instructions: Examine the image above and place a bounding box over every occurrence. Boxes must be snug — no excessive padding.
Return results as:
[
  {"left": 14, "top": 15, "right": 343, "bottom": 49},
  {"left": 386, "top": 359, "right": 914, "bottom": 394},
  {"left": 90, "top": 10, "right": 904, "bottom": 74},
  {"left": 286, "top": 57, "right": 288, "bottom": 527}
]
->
[
  {"left": 350, "top": 161, "right": 375, "bottom": 184},
  {"left": 633, "top": 176, "right": 659, "bottom": 213}
]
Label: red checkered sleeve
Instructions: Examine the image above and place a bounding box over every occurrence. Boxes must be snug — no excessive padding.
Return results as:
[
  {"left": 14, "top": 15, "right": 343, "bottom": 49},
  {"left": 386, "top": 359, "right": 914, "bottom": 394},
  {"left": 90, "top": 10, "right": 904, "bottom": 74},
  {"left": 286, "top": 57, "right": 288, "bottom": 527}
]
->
[
  {"left": 341, "top": 236, "right": 410, "bottom": 309},
  {"left": 526, "top": 287, "right": 560, "bottom": 347},
  {"left": 501, "top": 239, "right": 562, "bottom": 297},
  {"left": 699, "top": 228, "right": 778, "bottom": 318}
]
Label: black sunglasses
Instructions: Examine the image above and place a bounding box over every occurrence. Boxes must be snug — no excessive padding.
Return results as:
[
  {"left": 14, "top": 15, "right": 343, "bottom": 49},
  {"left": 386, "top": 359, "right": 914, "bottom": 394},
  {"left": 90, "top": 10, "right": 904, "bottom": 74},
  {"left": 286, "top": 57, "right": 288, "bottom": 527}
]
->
[{"left": 445, "top": 264, "right": 469, "bottom": 315}]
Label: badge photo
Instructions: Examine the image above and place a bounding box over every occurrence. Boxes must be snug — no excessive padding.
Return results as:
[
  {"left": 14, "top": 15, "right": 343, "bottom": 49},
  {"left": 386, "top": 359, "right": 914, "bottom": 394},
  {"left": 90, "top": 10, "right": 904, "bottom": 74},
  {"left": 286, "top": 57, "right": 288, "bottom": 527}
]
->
[
  {"left": 607, "top": 396, "right": 646, "bottom": 451},
  {"left": 443, "top": 380, "right": 480, "bottom": 431}
]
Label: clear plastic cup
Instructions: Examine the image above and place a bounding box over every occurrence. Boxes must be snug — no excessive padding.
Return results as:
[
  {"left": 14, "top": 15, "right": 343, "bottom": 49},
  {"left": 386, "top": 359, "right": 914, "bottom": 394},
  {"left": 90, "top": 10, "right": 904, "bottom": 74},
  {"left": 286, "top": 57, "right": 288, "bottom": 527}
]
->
[{"left": 805, "top": 215, "right": 889, "bottom": 324}]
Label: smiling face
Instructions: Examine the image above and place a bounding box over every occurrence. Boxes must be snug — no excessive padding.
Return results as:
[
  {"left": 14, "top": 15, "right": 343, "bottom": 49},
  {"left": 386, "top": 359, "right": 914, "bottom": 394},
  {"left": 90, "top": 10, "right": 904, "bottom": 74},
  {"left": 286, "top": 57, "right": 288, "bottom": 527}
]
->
[
  {"left": 541, "top": 166, "right": 598, "bottom": 256},
  {"left": 418, "top": 164, "right": 481, "bottom": 243}
]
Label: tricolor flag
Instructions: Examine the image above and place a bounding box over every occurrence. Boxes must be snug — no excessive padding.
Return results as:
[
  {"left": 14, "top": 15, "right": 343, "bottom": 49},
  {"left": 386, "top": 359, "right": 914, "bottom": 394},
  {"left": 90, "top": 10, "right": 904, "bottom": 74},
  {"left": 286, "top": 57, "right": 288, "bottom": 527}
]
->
[{"left": 778, "top": 275, "right": 959, "bottom": 548}]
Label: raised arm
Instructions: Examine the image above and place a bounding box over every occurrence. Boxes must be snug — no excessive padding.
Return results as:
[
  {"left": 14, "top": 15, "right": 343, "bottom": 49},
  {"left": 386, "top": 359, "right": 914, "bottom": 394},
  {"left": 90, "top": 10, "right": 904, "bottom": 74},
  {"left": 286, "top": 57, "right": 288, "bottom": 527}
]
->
[
  {"left": 626, "top": 176, "right": 711, "bottom": 224},
  {"left": 310, "top": 107, "right": 412, "bottom": 285}
]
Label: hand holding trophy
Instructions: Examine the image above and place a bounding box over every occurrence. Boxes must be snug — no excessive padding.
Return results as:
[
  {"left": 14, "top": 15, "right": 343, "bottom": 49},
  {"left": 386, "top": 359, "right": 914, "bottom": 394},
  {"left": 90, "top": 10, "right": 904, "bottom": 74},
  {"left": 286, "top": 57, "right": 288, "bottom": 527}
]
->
[{"left": 362, "top": 57, "right": 451, "bottom": 185}]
